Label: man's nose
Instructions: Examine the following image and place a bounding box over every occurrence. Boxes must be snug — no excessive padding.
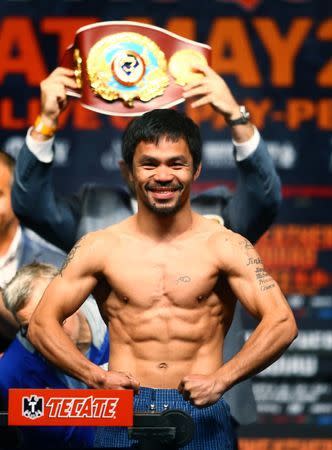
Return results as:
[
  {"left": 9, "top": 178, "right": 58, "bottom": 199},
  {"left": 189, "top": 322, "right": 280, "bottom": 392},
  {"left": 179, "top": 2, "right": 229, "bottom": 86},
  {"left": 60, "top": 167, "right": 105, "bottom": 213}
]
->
[{"left": 154, "top": 166, "right": 173, "bottom": 182}]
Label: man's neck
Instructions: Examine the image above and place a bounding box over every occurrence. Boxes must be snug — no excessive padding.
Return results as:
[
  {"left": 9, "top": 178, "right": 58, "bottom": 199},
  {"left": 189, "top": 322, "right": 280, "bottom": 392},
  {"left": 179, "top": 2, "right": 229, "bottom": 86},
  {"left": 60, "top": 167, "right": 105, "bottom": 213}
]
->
[
  {"left": 135, "top": 202, "right": 195, "bottom": 242},
  {"left": 0, "top": 221, "right": 20, "bottom": 257}
]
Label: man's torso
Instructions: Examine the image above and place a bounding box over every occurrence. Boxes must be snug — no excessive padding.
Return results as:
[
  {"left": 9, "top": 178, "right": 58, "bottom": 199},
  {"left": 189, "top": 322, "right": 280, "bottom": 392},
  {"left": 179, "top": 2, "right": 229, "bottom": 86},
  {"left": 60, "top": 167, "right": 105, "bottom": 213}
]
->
[{"left": 93, "top": 216, "right": 236, "bottom": 389}]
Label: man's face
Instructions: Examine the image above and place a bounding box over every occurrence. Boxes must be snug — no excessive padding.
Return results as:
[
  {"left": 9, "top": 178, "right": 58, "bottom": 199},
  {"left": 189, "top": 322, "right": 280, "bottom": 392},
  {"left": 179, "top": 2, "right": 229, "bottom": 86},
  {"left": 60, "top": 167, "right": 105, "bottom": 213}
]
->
[
  {"left": 0, "top": 161, "right": 17, "bottom": 234},
  {"left": 131, "top": 137, "right": 201, "bottom": 216}
]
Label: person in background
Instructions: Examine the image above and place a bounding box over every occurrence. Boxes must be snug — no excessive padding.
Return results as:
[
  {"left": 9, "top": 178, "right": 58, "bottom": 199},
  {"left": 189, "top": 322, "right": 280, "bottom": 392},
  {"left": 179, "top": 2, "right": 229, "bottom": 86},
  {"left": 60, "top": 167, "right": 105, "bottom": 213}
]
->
[
  {"left": 12, "top": 65, "right": 282, "bottom": 440},
  {"left": 0, "top": 150, "right": 65, "bottom": 351},
  {"left": 0, "top": 262, "right": 109, "bottom": 449}
]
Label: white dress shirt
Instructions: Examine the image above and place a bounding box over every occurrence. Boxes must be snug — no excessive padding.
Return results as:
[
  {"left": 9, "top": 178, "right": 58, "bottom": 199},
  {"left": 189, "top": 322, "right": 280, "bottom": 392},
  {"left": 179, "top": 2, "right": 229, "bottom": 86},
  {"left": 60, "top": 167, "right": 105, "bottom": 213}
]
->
[{"left": 0, "top": 226, "right": 23, "bottom": 288}]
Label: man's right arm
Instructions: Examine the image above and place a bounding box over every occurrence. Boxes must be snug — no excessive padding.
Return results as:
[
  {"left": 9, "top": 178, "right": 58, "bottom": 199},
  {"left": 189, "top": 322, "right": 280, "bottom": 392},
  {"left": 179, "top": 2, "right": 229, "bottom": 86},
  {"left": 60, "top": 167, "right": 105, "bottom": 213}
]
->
[
  {"left": 28, "top": 231, "right": 139, "bottom": 391},
  {"left": 12, "top": 68, "right": 81, "bottom": 253}
]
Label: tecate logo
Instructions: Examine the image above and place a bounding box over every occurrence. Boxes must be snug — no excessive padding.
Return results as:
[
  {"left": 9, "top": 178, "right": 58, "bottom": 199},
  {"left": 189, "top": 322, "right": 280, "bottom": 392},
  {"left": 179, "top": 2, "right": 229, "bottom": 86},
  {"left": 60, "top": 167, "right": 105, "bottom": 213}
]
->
[
  {"left": 46, "top": 396, "right": 119, "bottom": 418},
  {"left": 9, "top": 389, "right": 133, "bottom": 426}
]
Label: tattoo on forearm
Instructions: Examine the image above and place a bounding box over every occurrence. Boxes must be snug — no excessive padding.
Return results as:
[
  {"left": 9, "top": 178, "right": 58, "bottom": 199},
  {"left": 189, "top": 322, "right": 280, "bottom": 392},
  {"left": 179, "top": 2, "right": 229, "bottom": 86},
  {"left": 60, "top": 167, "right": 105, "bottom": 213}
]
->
[
  {"left": 59, "top": 236, "right": 85, "bottom": 277},
  {"left": 255, "top": 267, "right": 275, "bottom": 291},
  {"left": 176, "top": 276, "right": 191, "bottom": 284}
]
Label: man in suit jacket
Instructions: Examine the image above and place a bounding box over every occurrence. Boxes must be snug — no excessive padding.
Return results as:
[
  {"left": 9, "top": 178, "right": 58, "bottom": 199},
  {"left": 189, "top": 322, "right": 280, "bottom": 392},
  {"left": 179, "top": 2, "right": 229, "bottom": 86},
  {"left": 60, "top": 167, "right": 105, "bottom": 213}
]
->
[
  {"left": 11, "top": 66, "right": 281, "bottom": 430},
  {"left": 0, "top": 150, "right": 65, "bottom": 348}
]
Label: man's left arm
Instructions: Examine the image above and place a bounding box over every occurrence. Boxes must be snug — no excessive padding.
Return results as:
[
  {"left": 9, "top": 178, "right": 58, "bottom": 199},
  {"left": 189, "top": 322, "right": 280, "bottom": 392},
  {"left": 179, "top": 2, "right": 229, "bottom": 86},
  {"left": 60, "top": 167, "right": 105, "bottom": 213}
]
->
[
  {"left": 184, "top": 66, "right": 282, "bottom": 243},
  {"left": 179, "top": 230, "right": 297, "bottom": 406},
  {"left": 215, "top": 233, "right": 298, "bottom": 390}
]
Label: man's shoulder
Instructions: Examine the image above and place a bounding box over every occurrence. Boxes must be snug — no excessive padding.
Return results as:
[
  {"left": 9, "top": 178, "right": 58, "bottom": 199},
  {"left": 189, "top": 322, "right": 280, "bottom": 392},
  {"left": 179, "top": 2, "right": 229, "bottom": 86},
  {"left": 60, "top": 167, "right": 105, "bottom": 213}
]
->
[
  {"left": 192, "top": 214, "right": 233, "bottom": 247},
  {"left": 207, "top": 227, "right": 256, "bottom": 272},
  {"left": 79, "top": 217, "right": 138, "bottom": 256},
  {"left": 203, "top": 224, "right": 245, "bottom": 254},
  {"left": 209, "top": 226, "right": 247, "bottom": 246},
  {"left": 101, "top": 215, "right": 134, "bottom": 234},
  {"left": 76, "top": 224, "right": 124, "bottom": 249}
]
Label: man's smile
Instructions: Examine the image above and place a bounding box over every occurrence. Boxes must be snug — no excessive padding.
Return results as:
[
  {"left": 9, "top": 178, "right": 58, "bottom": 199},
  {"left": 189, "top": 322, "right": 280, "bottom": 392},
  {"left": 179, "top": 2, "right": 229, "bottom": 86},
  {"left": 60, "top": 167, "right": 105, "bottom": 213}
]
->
[{"left": 146, "top": 184, "right": 182, "bottom": 200}]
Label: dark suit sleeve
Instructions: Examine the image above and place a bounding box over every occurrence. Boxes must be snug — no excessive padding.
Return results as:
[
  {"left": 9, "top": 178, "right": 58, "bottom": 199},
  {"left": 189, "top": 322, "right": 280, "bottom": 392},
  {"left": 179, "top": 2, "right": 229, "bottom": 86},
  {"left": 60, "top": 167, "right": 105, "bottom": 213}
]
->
[
  {"left": 12, "top": 143, "right": 80, "bottom": 253},
  {"left": 222, "top": 137, "right": 282, "bottom": 243}
]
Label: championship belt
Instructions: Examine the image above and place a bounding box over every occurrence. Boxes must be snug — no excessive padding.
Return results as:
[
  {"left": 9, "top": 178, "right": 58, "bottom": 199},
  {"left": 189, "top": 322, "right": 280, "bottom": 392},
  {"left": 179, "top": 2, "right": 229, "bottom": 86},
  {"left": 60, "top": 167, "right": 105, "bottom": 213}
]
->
[{"left": 61, "top": 21, "right": 211, "bottom": 116}]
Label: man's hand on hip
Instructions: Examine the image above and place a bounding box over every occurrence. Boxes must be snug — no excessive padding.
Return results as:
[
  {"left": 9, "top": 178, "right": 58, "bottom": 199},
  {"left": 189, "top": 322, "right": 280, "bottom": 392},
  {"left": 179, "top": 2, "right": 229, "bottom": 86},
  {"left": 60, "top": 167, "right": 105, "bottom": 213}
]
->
[
  {"left": 178, "top": 373, "right": 224, "bottom": 407},
  {"left": 100, "top": 370, "right": 140, "bottom": 394}
]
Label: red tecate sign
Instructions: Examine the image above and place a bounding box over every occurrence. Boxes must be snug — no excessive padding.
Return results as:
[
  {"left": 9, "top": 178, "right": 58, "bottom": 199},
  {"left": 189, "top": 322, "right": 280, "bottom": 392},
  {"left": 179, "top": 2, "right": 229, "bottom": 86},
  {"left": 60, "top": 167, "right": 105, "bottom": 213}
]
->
[{"left": 8, "top": 389, "right": 133, "bottom": 426}]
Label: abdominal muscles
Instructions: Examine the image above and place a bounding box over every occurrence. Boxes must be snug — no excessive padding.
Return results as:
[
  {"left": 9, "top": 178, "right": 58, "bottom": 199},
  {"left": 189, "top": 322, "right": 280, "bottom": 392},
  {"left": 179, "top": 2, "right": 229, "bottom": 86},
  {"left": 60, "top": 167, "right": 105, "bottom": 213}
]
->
[{"left": 107, "top": 292, "right": 226, "bottom": 388}]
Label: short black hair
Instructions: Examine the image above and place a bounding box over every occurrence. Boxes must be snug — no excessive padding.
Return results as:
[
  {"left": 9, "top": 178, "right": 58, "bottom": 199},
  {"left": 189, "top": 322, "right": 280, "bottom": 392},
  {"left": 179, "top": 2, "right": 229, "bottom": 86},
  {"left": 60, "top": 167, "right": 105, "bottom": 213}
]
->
[{"left": 121, "top": 109, "right": 202, "bottom": 172}]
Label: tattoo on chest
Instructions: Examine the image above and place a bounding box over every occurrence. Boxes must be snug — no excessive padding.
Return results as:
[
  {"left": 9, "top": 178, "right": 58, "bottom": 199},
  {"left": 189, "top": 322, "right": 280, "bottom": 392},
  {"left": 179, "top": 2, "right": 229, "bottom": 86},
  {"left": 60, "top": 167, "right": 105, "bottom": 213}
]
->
[
  {"left": 176, "top": 275, "right": 191, "bottom": 284},
  {"left": 59, "top": 236, "right": 85, "bottom": 277}
]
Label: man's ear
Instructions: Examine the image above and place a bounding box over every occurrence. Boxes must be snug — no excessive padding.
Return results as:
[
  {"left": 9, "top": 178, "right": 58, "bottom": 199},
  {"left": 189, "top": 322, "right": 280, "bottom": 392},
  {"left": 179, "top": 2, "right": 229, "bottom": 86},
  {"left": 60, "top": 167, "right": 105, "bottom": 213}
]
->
[{"left": 193, "top": 163, "right": 202, "bottom": 181}]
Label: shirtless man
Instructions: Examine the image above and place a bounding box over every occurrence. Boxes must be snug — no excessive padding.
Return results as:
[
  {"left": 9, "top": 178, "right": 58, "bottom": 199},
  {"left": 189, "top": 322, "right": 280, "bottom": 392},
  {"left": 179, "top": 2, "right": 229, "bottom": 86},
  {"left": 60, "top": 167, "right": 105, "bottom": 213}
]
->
[{"left": 28, "top": 109, "right": 297, "bottom": 449}]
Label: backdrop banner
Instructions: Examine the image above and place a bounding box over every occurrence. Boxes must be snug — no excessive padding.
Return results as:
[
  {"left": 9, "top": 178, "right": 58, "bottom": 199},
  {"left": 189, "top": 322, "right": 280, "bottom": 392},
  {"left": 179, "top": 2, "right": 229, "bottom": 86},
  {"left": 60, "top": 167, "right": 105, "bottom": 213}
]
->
[{"left": 0, "top": 0, "right": 331, "bottom": 445}]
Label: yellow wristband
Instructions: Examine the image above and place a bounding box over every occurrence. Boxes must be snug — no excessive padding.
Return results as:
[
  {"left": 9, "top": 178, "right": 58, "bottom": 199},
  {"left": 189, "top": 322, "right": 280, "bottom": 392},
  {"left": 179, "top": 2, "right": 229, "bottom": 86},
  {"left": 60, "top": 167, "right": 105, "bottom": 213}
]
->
[{"left": 33, "top": 116, "right": 57, "bottom": 137}]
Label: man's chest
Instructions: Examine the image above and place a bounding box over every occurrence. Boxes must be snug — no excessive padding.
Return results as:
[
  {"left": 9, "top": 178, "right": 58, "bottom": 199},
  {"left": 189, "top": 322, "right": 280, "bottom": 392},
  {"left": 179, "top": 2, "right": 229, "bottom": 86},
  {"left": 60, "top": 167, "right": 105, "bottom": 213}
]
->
[{"left": 104, "top": 241, "right": 221, "bottom": 308}]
